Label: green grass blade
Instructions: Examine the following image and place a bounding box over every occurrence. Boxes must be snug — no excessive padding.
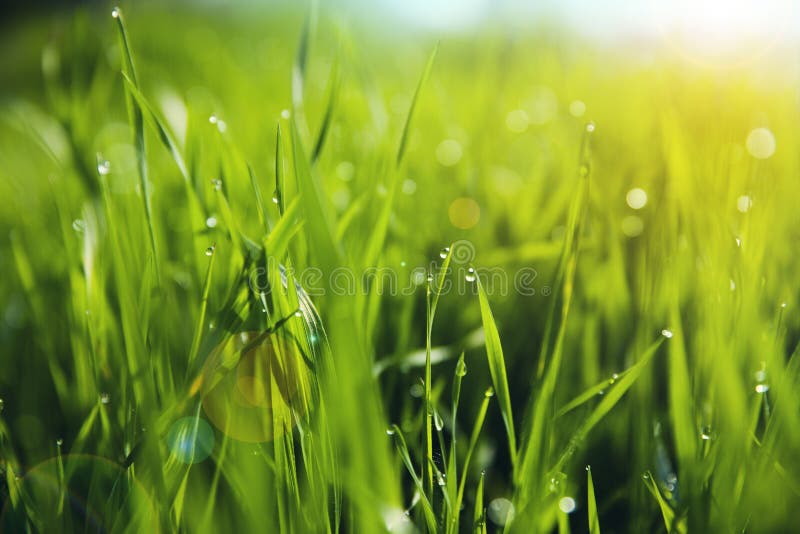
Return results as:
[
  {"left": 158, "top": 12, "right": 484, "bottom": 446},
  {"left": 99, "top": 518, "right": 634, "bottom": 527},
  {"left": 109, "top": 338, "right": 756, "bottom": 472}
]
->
[
  {"left": 587, "top": 466, "right": 600, "bottom": 534},
  {"left": 396, "top": 43, "right": 438, "bottom": 168},
  {"left": 112, "top": 7, "right": 160, "bottom": 279},
  {"left": 552, "top": 337, "right": 664, "bottom": 473},
  {"left": 475, "top": 276, "right": 517, "bottom": 471}
]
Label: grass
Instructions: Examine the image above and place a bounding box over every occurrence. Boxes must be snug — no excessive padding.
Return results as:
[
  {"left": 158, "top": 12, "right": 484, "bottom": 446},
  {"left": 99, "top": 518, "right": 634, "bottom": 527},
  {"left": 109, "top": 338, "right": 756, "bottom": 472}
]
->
[{"left": 2, "top": 2, "right": 800, "bottom": 532}]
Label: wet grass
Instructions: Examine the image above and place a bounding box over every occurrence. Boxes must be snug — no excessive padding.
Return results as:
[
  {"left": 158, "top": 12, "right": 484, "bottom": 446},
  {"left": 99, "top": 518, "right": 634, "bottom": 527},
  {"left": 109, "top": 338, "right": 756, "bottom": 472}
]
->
[{"left": 1, "top": 2, "right": 800, "bottom": 532}]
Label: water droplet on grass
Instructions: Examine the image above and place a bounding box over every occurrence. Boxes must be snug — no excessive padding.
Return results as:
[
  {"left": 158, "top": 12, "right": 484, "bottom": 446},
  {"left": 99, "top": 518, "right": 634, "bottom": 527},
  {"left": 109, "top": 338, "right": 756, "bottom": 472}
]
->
[
  {"left": 484, "top": 387, "right": 495, "bottom": 398},
  {"left": 96, "top": 156, "right": 111, "bottom": 176},
  {"left": 56, "top": 438, "right": 63, "bottom": 447},
  {"left": 755, "top": 383, "right": 769, "bottom": 393},
  {"left": 386, "top": 427, "right": 396, "bottom": 436},
  {"left": 205, "top": 216, "right": 217, "bottom": 228},
  {"left": 737, "top": 194, "right": 753, "bottom": 213},
  {"left": 585, "top": 121, "right": 596, "bottom": 133},
  {"left": 434, "top": 410, "right": 444, "bottom": 431},
  {"left": 100, "top": 392, "right": 111, "bottom": 405},
  {"left": 700, "top": 426, "right": 713, "bottom": 440},
  {"left": 211, "top": 178, "right": 222, "bottom": 191},
  {"left": 281, "top": 109, "right": 290, "bottom": 120},
  {"left": 456, "top": 359, "right": 467, "bottom": 377},
  {"left": 465, "top": 268, "right": 476, "bottom": 283},
  {"left": 111, "top": 7, "right": 120, "bottom": 18},
  {"left": 661, "top": 329, "right": 673, "bottom": 339},
  {"left": 439, "top": 247, "right": 450, "bottom": 259},
  {"left": 72, "top": 219, "right": 86, "bottom": 233},
  {"left": 205, "top": 245, "right": 215, "bottom": 256}
]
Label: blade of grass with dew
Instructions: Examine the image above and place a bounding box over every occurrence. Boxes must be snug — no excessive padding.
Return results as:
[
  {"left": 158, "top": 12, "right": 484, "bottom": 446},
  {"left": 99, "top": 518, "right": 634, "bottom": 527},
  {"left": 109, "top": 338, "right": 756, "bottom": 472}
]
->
[
  {"left": 388, "top": 425, "right": 438, "bottom": 532},
  {"left": 475, "top": 275, "right": 517, "bottom": 471},
  {"left": 517, "top": 124, "right": 593, "bottom": 500},
  {"left": 425, "top": 246, "right": 454, "bottom": 497},
  {"left": 275, "top": 122, "right": 286, "bottom": 216},
  {"left": 587, "top": 466, "right": 600, "bottom": 534},
  {"left": 455, "top": 387, "right": 493, "bottom": 529},
  {"left": 112, "top": 7, "right": 160, "bottom": 279},
  {"left": 474, "top": 471, "right": 487, "bottom": 534},
  {"left": 186, "top": 247, "right": 216, "bottom": 371},
  {"left": 291, "top": 110, "right": 401, "bottom": 527},
  {"left": 643, "top": 470, "right": 686, "bottom": 534},
  {"left": 551, "top": 337, "right": 664, "bottom": 474}
]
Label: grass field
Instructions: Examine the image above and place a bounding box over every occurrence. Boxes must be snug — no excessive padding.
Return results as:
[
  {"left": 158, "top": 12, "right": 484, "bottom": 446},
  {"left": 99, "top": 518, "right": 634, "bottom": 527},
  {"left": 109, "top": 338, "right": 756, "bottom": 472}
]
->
[{"left": 2, "top": 2, "right": 800, "bottom": 532}]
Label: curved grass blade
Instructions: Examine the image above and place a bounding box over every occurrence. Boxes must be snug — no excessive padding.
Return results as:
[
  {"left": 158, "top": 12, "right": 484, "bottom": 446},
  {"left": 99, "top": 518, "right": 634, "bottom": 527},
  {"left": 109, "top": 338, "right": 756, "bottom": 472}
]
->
[
  {"left": 311, "top": 56, "right": 339, "bottom": 164},
  {"left": 551, "top": 337, "right": 664, "bottom": 473},
  {"left": 388, "top": 425, "right": 438, "bottom": 532},
  {"left": 475, "top": 276, "right": 517, "bottom": 471}
]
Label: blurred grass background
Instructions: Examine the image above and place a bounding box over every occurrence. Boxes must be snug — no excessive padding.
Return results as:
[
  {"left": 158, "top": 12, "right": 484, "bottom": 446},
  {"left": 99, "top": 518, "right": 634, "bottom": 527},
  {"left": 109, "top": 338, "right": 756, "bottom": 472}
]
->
[{"left": 2, "top": 0, "right": 800, "bottom": 532}]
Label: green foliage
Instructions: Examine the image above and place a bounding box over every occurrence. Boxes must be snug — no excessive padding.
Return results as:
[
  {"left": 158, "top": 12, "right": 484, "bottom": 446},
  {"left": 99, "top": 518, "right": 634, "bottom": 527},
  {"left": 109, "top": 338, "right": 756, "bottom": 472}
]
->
[{"left": 1, "top": 2, "right": 800, "bottom": 533}]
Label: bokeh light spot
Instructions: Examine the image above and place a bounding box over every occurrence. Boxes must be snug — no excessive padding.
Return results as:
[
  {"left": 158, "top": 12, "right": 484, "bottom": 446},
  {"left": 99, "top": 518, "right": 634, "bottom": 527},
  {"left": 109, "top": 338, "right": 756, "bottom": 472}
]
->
[
  {"left": 167, "top": 417, "right": 214, "bottom": 464},
  {"left": 436, "top": 139, "right": 463, "bottom": 166},
  {"left": 626, "top": 187, "right": 648, "bottom": 209},
  {"left": 448, "top": 197, "right": 481, "bottom": 229},
  {"left": 746, "top": 128, "right": 775, "bottom": 159}
]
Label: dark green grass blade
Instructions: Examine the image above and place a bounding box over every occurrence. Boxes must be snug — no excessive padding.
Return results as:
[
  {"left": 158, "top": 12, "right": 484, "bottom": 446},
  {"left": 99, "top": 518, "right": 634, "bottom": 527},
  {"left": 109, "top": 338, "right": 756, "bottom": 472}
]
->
[{"left": 587, "top": 466, "right": 600, "bottom": 534}]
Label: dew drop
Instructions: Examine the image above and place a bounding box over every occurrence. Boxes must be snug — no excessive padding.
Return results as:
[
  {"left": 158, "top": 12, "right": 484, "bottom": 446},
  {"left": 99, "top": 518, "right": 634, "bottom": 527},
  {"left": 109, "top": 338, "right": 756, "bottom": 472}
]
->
[
  {"left": 426, "top": 273, "right": 434, "bottom": 284},
  {"left": 456, "top": 359, "right": 467, "bottom": 377},
  {"left": 72, "top": 219, "right": 86, "bottom": 233},
  {"left": 585, "top": 465, "right": 591, "bottom": 472},
  {"left": 211, "top": 178, "right": 222, "bottom": 191},
  {"left": 294, "top": 310, "right": 302, "bottom": 317},
  {"left": 484, "top": 387, "right": 495, "bottom": 398},
  {"left": 281, "top": 109, "right": 290, "bottom": 120},
  {"left": 56, "top": 438, "right": 63, "bottom": 447},
  {"left": 205, "top": 216, "right": 217, "bottom": 228},
  {"left": 100, "top": 392, "right": 111, "bottom": 405},
  {"left": 661, "top": 329, "right": 674, "bottom": 339},
  {"left": 111, "top": 7, "right": 120, "bottom": 18},
  {"left": 209, "top": 115, "right": 218, "bottom": 124},
  {"left": 755, "top": 383, "right": 769, "bottom": 394},
  {"left": 96, "top": 156, "right": 111, "bottom": 176},
  {"left": 272, "top": 195, "right": 279, "bottom": 204},
  {"left": 585, "top": 121, "right": 596, "bottom": 133},
  {"left": 465, "top": 267, "right": 477, "bottom": 283},
  {"left": 0, "top": 398, "right": 4, "bottom": 412},
  {"left": 205, "top": 245, "right": 215, "bottom": 256},
  {"left": 434, "top": 410, "right": 444, "bottom": 432},
  {"left": 700, "top": 426, "right": 713, "bottom": 440},
  {"left": 409, "top": 383, "right": 424, "bottom": 398},
  {"left": 439, "top": 247, "right": 450, "bottom": 259},
  {"left": 386, "top": 427, "right": 396, "bottom": 436}
]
